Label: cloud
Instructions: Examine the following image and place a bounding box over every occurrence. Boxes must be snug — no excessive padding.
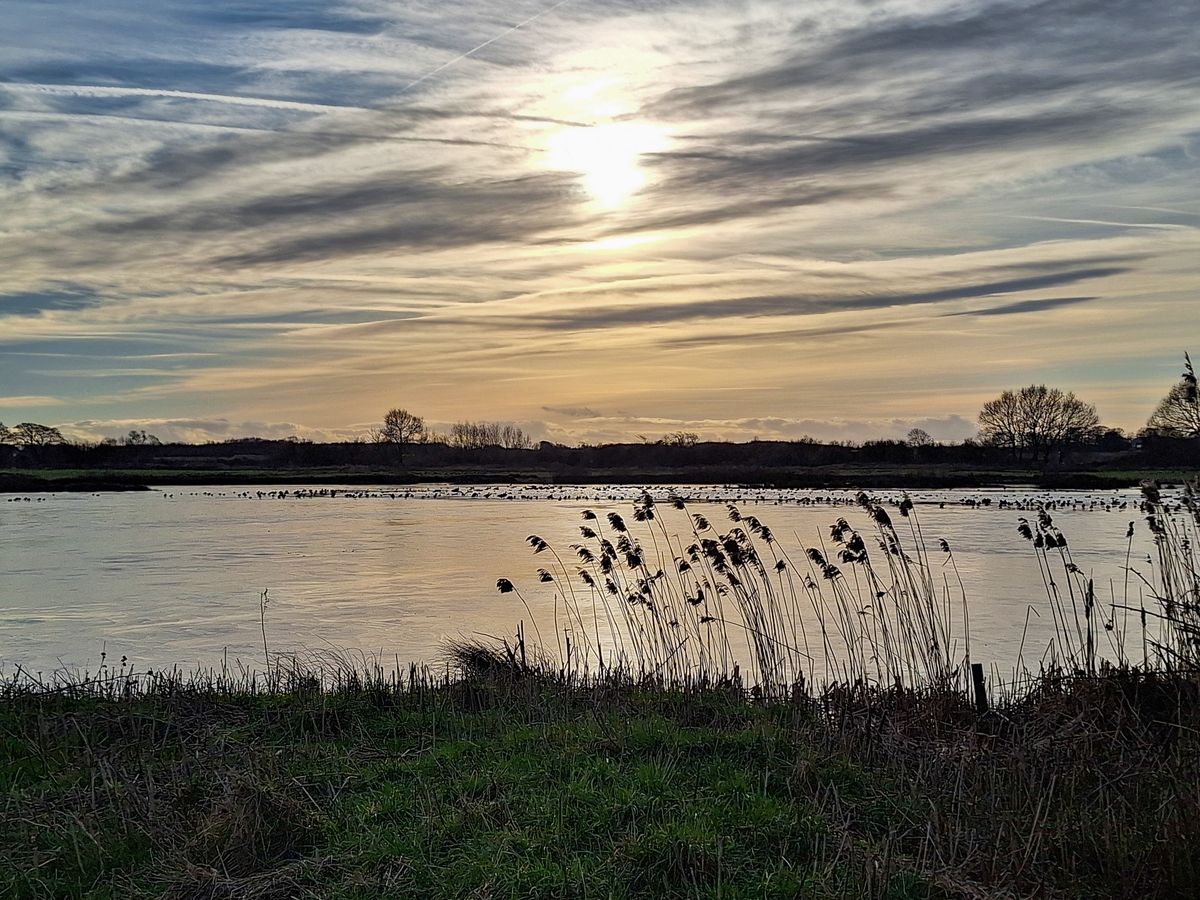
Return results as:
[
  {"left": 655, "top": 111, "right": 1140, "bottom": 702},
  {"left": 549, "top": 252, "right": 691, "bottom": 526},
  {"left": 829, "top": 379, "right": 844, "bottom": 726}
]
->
[
  {"left": 512, "top": 264, "right": 1132, "bottom": 331},
  {"left": 654, "top": 0, "right": 1199, "bottom": 118},
  {"left": 211, "top": 171, "right": 580, "bottom": 267},
  {"left": 542, "top": 404, "right": 603, "bottom": 418},
  {"left": 0, "top": 395, "right": 64, "bottom": 408},
  {"left": 0, "top": 83, "right": 374, "bottom": 115},
  {"left": 0, "top": 284, "right": 103, "bottom": 316},
  {"left": 1, "top": 0, "right": 1197, "bottom": 437},
  {"left": 942, "top": 295, "right": 1097, "bottom": 317},
  {"left": 60, "top": 417, "right": 360, "bottom": 444},
  {"left": 535, "top": 413, "right": 983, "bottom": 446}
]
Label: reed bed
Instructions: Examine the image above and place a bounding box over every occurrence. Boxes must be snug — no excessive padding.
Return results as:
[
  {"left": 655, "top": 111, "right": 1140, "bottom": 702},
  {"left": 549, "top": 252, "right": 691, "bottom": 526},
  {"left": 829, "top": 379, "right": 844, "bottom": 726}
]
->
[
  {"left": 497, "top": 490, "right": 968, "bottom": 697},
  {"left": 1011, "top": 479, "right": 1200, "bottom": 677},
  {"left": 495, "top": 481, "right": 1199, "bottom": 698}
]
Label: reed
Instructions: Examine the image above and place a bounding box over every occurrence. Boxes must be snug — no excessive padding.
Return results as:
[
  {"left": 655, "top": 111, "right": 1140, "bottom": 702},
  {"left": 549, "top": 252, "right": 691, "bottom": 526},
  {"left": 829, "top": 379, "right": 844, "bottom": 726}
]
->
[
  {"left": 495, "top": 482, "right": 1200, "bottom": 699},
  {"left": 497, "top": 489, "right": 969, "bottom": 696},
  {"left": 1014, "top": 478, "right": 1200, "bottom": 676}
]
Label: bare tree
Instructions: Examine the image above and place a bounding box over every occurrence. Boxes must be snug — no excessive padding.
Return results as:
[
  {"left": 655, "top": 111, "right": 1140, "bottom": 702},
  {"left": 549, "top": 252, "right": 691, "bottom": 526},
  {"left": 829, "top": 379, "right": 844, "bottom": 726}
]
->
[
  {"left": 376, "top": 408, "right": 425, "bottom": 462},
  {"left": 906, "top": 427, "right": 933, "bottom": 448},
  {"left": 1146, "top": 353, "right": 1199, "bottom": 438},
  {"left": 659, "top": 431, "right": 699, "bottom": 447},
  {"left": 448, "top": 421, "right": 532, "bottom": 450},
  {"left": 978, "top": 385, "right": 1100, "bottom": 464},
  {"left": 0, "top": 422, "right": 13, "bottom": 445},
  {"left": 499, "top": 423, "right": 533, "bottom": 450},
  {"left": 12, "top": 422, "right": 66, "bottom": 447}
]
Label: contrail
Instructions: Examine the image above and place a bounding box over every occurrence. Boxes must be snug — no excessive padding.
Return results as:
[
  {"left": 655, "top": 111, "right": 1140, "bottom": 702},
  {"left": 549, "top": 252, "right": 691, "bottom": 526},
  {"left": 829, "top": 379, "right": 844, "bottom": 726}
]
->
[
  {"left": 1005, "top": 214, "right": 1185, "bottom": 230},
  {"left": 396, "top": 0, "right": 575, "bottom": 96},
  {"left": 3, "top": 0, "right": 576, "bottom": 119},
  {"left": 0, "top": 82, "right": 371, "bottom": 114}
]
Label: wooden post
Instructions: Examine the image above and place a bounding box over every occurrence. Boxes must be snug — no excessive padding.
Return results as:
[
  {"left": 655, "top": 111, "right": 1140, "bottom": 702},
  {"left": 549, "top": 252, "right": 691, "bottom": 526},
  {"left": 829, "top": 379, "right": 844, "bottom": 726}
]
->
[{"left": 971, "top": 663, "right": 989, "bottom": 715}]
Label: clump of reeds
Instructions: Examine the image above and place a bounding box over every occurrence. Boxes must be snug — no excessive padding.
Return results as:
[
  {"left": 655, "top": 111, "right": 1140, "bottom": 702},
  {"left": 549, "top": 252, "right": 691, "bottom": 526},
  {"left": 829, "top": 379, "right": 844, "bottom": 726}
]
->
[
  {"left": 820, "top": 662, "right": 1200, "bottom": 898},
  {"left": 496, "top": 490, "right": 969, "bottom": 696},
  {"left": 1136, "top": 478, "right": 1200, "bottom": 669},
  {"left": 1014, "top": 477, "right": 1200, "bottom": 675}
]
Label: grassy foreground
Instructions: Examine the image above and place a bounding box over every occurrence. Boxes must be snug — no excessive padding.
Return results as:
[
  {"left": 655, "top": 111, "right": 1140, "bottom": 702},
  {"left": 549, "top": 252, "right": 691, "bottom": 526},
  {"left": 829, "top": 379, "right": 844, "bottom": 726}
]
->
[{"left": 3, "top": 660, "right": 1198, "bottom": 899}]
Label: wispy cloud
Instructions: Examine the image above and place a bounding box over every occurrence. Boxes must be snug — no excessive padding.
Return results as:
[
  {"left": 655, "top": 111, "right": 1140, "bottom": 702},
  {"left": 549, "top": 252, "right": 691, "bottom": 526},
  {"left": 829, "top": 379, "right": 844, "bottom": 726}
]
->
[
  {"left": 61, "top": 417, "right": 360, "bottom": 444},
  {"left": 941, "top": 296, "right": 1097, "bottom": 318},
  {"left": 534, "top": 412, "right": 983, "bottom": 446},
  {"left": 0, "top": 395, "right": 63, "bottom": 408},
  {"left": 543, "top": 404, "right": 603, "bottom": 419},
  {"left": 499, "top": 264, "right": 1133, "bottom": 331}
]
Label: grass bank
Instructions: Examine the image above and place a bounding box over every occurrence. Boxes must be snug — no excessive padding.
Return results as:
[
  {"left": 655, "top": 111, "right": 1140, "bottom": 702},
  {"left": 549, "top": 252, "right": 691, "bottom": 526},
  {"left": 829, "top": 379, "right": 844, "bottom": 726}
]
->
[{"left": 3, "top": 661, "right": 1198, "bottom": 899}]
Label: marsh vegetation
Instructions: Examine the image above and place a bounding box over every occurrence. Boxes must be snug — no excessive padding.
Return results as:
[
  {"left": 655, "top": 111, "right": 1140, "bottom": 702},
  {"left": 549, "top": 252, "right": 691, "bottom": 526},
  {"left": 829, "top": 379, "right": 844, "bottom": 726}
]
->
[{"left": 3, "top": 481, "right": 1198, "bottom": 897}]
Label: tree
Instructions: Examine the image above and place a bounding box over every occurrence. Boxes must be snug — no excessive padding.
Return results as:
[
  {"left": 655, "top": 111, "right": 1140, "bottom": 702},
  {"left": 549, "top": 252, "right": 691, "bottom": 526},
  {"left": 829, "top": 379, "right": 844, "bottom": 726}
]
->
[
  {"left": 0, "top": 422, "right": 12, "bottom": 445},
  {"left": 124, "top": 429, "right": 161, "bottom": 446},
  {"left": 375, "top": 408, "right": 425, "bottom": 462},
  {"left": 1146, "top": 352, "right": 1199, "bottom": 438},
  {"left": 12, "top": 422, "right": 66, "bottom": 447},
  {"left": 659, "top": 431, "right": 699, "bottom": 447},
  {"left": 448, "top": 421, "right": 532, "bottom": 450},
  {"left": 906, "top": 428, "right": 933, "bottom": 448},
  {"left": 1095, "top": 428, "right": 1131, "bottom": 452},
  {"left": 978, "top": 385, "right": 1100, "bottom": 464}
]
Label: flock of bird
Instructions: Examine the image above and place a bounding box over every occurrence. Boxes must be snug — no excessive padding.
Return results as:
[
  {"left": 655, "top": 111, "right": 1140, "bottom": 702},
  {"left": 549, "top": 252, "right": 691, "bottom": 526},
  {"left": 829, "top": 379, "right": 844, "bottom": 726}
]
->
[{"left": 6, "top": 484, "right": 1171, "bottom": 513}]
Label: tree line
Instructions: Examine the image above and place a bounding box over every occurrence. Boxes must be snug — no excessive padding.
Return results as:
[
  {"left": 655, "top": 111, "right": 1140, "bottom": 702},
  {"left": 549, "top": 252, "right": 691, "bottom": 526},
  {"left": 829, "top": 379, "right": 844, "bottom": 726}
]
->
[
  {"left": 367, "top": 352, "right": 1197, "bottom": 468},
  {"left": 975, "top": 353, "right": 1197, "bottom": 462},
  {"left": 4, "top": 353, "right": 1195, "bottom": 464},
  {"left": 369, "top": 409, "right": 533, "bottom": 461},
  {"left": 0, "top": 424, "right": 166, "bottom": 447}
]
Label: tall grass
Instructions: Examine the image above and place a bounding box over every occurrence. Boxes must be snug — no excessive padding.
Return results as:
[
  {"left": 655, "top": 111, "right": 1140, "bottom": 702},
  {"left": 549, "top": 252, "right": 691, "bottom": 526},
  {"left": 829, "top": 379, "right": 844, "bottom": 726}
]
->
[
  {"left": 499, "top": 490, "right": 968, "bottom": 695},
  {"left": 482, "top": 481, "right": 1200, "bottom": 896},
  {"left": 6, "top": 624, "right": 1196, "bottom": 897},
  {"left": 1013, "top": 478, "right": 1200, "bottom": 677},
  {"left": 498, "top": 482, "right": 1200, "bottom": 698}
]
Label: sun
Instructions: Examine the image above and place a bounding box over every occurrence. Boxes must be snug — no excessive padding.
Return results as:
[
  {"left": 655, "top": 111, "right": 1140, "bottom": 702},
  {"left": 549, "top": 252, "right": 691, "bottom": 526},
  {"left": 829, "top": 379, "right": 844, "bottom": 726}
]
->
[{"left": 546, "top": 121, "right": 668, "bottom": 208}]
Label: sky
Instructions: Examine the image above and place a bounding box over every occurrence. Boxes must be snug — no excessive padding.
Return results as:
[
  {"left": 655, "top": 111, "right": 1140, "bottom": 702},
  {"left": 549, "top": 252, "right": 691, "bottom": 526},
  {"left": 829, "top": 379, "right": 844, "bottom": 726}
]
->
[{"left": 1, "top": 0, "right": 1198, "bottom": 445}]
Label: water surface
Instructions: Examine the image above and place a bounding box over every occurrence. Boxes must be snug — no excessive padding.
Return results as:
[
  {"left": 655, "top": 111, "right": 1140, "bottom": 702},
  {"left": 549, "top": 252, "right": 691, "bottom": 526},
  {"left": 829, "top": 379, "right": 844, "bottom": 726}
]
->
[{"left": 0, "top": 484, "right": 1165, "bottom": 676}]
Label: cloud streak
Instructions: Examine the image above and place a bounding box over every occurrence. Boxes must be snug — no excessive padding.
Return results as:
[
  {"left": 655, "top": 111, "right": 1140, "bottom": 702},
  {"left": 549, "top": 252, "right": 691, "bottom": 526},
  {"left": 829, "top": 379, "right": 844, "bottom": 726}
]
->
[{"left": 486, "top": 265, "right": 1133, "bottom": 331}]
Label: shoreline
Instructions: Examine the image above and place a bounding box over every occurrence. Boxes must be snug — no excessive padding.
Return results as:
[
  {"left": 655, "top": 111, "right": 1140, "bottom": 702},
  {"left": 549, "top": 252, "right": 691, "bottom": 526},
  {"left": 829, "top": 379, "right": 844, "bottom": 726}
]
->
[{"left": 3, "top": 465, "right": 1191, "bottom": 493}]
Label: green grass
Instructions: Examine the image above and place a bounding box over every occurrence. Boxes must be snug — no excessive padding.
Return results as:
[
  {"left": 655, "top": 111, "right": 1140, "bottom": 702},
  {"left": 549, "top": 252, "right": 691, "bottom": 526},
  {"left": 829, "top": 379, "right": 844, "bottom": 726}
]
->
[
  {"left": 0, "top": 679, "right": 935, "bottom": 899},
  {"left": 3, "top": 665, "right": 1197, "bottom": 899}
]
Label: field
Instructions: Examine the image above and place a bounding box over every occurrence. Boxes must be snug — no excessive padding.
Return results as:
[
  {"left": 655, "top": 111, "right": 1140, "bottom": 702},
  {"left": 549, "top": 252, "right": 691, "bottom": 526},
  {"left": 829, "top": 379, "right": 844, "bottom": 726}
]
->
[{"left": 3, "top": 660, "right": 1199, "bottom": 899}]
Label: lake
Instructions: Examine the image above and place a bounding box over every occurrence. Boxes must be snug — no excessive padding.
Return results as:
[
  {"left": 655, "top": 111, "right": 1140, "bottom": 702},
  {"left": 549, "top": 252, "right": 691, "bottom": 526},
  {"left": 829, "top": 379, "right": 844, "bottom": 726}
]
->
[{"left": 0, "top": 484, "right": 1168, "bottom": 678}]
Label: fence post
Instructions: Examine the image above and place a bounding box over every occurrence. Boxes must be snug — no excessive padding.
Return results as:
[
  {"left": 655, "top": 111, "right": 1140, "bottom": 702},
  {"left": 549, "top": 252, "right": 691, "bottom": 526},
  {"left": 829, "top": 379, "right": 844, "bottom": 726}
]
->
[{"left": 971, "top": 662, "right": 989, "bottom": 715}]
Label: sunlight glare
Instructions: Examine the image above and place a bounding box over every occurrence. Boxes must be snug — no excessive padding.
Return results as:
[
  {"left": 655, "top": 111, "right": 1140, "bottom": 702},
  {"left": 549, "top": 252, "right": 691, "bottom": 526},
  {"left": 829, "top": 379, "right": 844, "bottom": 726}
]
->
[{"left": 546, "top": 121, "right": 668, "bottom": 208}]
